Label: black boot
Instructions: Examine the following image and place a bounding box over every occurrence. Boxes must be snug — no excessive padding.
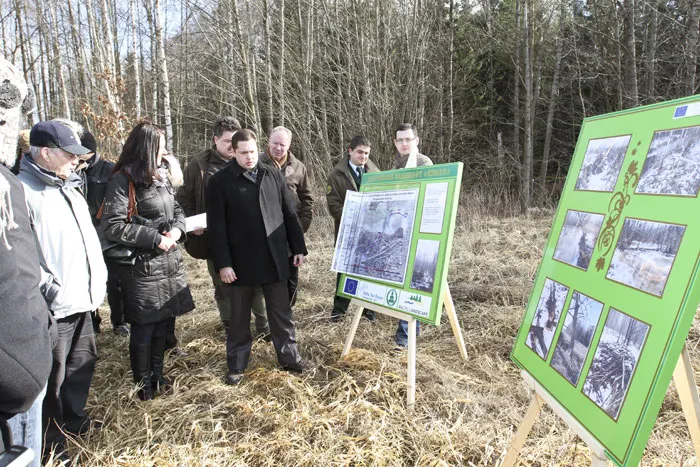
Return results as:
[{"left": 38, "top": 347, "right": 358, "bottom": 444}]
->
[
  {"left": 130, "top": 342, "right": 153, "bottom": 401},
  {"left": 150, "top": 332, "right": 171, "bottom": 393}
]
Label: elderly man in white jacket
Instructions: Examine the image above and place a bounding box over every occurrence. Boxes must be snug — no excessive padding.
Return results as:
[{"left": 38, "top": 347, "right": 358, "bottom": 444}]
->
[{"left": 18, "top": 120, "right": 106, "bottom": 461}]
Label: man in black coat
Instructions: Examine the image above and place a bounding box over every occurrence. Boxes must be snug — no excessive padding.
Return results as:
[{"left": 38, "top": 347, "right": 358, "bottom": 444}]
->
[{"left": 206, "top": 129, "right": 308, "bottom": 385}]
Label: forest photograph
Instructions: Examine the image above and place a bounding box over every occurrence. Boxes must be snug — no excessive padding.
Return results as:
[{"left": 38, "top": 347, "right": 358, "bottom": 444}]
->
[
  {"left": 636, "top": 126, "right": 700, "bottom": 196},
  {"left": 410, "top": 239, "right": 440, "bottom": 293},
  {"left": 575, "top": 135, "right": 631, "bottom": 192},
  {"left": 526, "top": 278, "right": 569, "bottom": 359},
  {"left": 606, "top": 218, "right": 685, "bottom": 296},
  {"left": 550, "top": 292, "right": 604, "bottom": 386},
  {"left": 583, "top": 309, "right": 650, "bottom": 420},
  {"left": 553, "top": 210, "right": 605, "bottom": 270}
]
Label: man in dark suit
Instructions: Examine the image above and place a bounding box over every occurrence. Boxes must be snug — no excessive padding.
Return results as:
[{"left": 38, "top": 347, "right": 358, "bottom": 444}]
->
[{"left": 206, "top": 129, "right": 308, "bottom": 385}]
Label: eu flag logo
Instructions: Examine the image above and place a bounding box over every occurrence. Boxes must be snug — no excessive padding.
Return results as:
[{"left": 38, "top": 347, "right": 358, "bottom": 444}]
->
[{"left": 343, "top": 278, "right": 359, "bottom": 295}]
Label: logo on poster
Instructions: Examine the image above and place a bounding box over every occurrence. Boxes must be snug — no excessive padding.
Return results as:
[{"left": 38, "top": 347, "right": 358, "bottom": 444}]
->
[
  {"left": 343, "top": 278, "right": 359, "bottom": 295},
  {"left": 386, "top": 289, "right": 399, "bottom": 306}
]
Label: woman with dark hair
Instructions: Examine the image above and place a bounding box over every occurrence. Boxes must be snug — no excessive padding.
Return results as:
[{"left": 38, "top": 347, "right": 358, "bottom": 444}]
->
[{"left": 101, "top": 122, "right": 194, "bottom": 400}]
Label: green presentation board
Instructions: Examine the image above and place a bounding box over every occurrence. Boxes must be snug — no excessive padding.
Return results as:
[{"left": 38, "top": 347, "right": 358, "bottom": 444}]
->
[
  {"left": 511, "top": 95, "right": 700, "bottom": 466},
  {"left": 332, "top": 162, "right": 463, "bottom": 326}
]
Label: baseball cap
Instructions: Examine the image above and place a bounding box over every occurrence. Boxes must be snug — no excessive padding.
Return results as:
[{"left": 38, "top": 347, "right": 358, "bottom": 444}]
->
[{"left": 29, "top": 121, "right": 91, "bottom": 155}]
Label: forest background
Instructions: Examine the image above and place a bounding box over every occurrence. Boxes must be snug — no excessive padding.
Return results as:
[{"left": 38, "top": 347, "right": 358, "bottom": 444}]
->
[{"left": 5, "top": 0, "right": 694, "bottom": 211}]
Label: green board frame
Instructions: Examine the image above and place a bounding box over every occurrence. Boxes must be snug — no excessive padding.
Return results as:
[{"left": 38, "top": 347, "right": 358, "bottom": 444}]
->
[
  {"left": 511, "top": 95, "right": 700, "bottom": 466},
  {"left": 333, "top": 162, "right": 463, "bottom": 325}
]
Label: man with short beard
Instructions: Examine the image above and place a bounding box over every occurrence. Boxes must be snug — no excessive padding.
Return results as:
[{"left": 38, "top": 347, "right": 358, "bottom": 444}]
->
[
  {"left": 259, "top": 126, "right": 313, "bottom": 306},
  {"left": 177, "top": 117, "right": 269, "bottom": 338},
  {"left": 18, "top": 120, "right": 107, "bottom": 460}
]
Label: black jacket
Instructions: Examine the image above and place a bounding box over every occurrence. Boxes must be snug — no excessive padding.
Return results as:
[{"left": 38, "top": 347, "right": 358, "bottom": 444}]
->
[
  {"left": 101, "top": 170, "right": 195, "bottom": 324},
  {"left": 206, "top": 162, "right": 307, "bottom": 285},
  {"left": 84, "top": 155, "right": 115, "bottom": 225},
  {"left": 0, "top": 164, "right": 53, "bottom": 419}
]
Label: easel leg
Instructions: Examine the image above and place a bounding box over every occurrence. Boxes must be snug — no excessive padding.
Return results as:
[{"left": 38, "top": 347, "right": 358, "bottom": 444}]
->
[
  {"left": 673, "top": 343, "right": 700, "bottom": 459},
  {"left": 501, "top": 394, "right": 543, "bottom": 467},
  {"left": 590, "top": 455, "right": 608, "bottom": 467},
  {"left": 407, "top": 317, "right": 417, "bottom": 409},
  {"left": 340, "top": 300, "right": 364, "bottom": 359},
  {"left": 443, "top": 285, "right": 468, "bottom": 361}
]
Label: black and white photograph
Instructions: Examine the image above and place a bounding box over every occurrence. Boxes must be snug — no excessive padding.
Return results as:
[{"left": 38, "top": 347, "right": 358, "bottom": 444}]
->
[
  {"left": 575, "top": 135, "right": 631, "bottom": 192},
  {"left": 526, "top": 279, "right": 570, "bottom": 359},
  {"left": 550, "top": 292, "right": 604, "bottom": 386},
  {"left": 636, "top": 125, "right": 700, "bottom": 196},
  {"left": 583, "top": 309, "right": 650, "bottom": 420},
  {"left": 606, "top": 218, "right": 685, "bottom": 296},
  {"left": 336, "top": 189, "right": 419, "bottom": 285},
  {"left": 553, "top": 210, "right": 605, "bottom": 270},
  {"left": 410, "top": 239, "right": 440, "bottom": 293}
]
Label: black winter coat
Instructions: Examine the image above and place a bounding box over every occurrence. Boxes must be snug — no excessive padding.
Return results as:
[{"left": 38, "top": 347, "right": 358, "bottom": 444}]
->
[
  {"left": 101, "top": 170, "right": 195, "bottom": 325},
  {"left": 0, "top": 164, "right": 53, "bottom": 419},
  {"left": 206, "top": 162, "right": 307, "bottom": 286}
]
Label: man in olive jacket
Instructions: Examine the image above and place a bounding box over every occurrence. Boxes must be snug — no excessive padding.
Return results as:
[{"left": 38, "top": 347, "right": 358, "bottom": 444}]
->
[
  {"left": 326, "top": 136, "right": 379, "bottom": 320},
  {"left": 177, "top": 117, "right": 268, "bottom": 338},
  {"left": 206, "top": 129, "right": 308, "bottom": 385},
  {"left": 259, "top": 126, "right": 313, "bottom": 306}
]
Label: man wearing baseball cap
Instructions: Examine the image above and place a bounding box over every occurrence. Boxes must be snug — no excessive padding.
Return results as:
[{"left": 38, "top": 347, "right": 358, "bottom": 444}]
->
[{"left": 18, "top": 120, "right": 107, "bottom": 461}]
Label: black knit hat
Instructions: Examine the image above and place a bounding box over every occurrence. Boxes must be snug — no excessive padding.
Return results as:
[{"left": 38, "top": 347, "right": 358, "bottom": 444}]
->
[{"left": 80, "top": 130, "right": 97, "bottom": 154}]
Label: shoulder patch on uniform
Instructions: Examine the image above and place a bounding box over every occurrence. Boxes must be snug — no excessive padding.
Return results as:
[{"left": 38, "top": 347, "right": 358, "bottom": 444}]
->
[{"left": 326, "top": 185, "right": 332, "bottom": 194}]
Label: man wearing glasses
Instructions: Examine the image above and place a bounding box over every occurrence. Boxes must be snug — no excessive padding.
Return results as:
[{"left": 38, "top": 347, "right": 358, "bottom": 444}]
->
[
  {"left": 392, "top": 123, "right": 433, "bottom": 348},
  {"left": 18, "top": 120, "right": 107, "bottom": 461},
  {"left": 177, "top": 117, "right": 269, "bottom": 340}
]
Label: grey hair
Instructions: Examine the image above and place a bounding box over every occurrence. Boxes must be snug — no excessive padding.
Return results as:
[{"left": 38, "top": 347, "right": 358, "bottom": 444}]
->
[
  {"left": 30, "top": 146, "right": 65, "bottom": 159},
  {"left": 270, "top": 126, "right": 292, "bottom": 141}
]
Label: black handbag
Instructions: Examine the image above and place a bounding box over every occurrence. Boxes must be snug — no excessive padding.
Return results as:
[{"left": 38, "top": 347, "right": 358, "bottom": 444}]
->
[
  {"left": 97, "top": 173, "right": 140, "bottom": 266},
  {"left": 184, "top": 232, "right": 209, "bottom": 259}
]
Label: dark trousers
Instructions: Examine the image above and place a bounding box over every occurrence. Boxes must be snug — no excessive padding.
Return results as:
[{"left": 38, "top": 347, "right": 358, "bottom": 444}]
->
[
  {"left": 226, "top": 281, "right": 302, "bottom": 373},
  {"left": 164, "top": 317, "right": 178, "bottom": 350},
  {"left": 105, "top": 260, "right": 125, "bottom": 325},
  {"left": 331, "top": 273, "right": 350, "bottom": 317},
  {"left": 42, "top": 311, "right": 97, "bottom": 453},
  {"left": 288, "top": 256, "right": 299, "bottom": 307},
  {"left": 131, "top": 320, "right": 168, "bottom": 345}
]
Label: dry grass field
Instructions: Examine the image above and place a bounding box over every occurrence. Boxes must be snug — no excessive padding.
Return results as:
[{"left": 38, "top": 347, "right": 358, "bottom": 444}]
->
[{"left": 49, "top": 198, "right": 700, "bottom": 466}]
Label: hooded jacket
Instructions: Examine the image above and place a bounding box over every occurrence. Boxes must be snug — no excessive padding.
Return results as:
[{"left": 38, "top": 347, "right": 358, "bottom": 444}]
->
[
  {"left": 18, "top": 155, "right": 107, "bottom": 319},
  {"left": 326, "top": 157, "right": 379, "bottom": 238}
]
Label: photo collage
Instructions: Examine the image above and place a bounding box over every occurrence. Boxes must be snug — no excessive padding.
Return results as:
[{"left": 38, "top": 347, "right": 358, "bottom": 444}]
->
[
  {"left": 526, "top": 126, "right": 700, "bottom": 420},
  {"left": 525, "top": 280, "right": 651, "bottom": 420}
]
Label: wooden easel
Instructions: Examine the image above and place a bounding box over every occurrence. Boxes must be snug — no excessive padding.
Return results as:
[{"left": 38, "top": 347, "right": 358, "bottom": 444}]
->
[
  {"left": 340, "top": 284, "right": 468, "bottom": 408},
  {"left": 501, "top": 344, "right": 700, "bottom": 466}
]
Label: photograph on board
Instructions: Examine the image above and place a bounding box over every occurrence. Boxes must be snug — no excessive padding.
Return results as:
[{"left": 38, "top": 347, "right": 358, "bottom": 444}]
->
[
  {"left": 345, "top": 189, "right": 419, "bottom": 284},
  {"left": 526, "top": 279, "right": 570, "bottom": 359},
  {"left": 409, "top": 239, "right": 440, "bottom": 293},
  {"left": 575, "top": 135, "right": 631, "bottom": 192},
  {"left": 606, "top": 218, "right": 685, "bottom": 296},
  {"left": 583, "top": 309, "right": 650, "bottom": 420},
  {"left": 636, "top": 125, "right": 700, "bottom": 196},
  {"left": 553, "top": 210, "right": 605, "bottom": 270},
  {"left": 550, "top": 292, "right": 604, "bottom": 386}
]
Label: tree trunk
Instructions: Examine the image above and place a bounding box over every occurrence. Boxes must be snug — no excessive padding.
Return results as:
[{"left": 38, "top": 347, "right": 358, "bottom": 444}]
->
[
  {"left": 154, "top": 0, "right": 173, "bottom": 149},
  {"left": 522, "top": 0, "right": 534, "bottom": 212},
  {"left": 47, "top": 0, "right": 71, "bottom": 118},
  {"left": 539, "top": 0, "right": 566, "bottom": 203},
  {"left": 644, "top": 0, "right": 658, "bottom": 100},
  {"left": 687, "top": 0, "right": 700, "bottom": 95},
  {"left": 623, "top": 0, "right": 639, "bottom": 106},
  {"left": 263, "top": 0, "right": 273, "bottom": 133},
  {"left": 131, "top": 0, "right": 142, "bottom": 118}
]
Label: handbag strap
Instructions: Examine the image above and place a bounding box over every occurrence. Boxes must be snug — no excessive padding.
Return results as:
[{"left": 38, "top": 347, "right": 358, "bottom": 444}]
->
[{"left": 97, "top": 172, "right": 137, "bottom": 222}]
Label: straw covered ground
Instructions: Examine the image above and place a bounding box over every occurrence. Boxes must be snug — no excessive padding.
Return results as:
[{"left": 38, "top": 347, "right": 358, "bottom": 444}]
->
[{"left": 49, "top": 199, "right": 700, "bottom": 466}]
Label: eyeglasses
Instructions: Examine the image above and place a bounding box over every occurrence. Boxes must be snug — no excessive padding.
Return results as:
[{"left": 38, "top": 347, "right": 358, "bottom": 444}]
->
[{"left": 395, "top": 138, "right": 416, "bottom": 144}]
